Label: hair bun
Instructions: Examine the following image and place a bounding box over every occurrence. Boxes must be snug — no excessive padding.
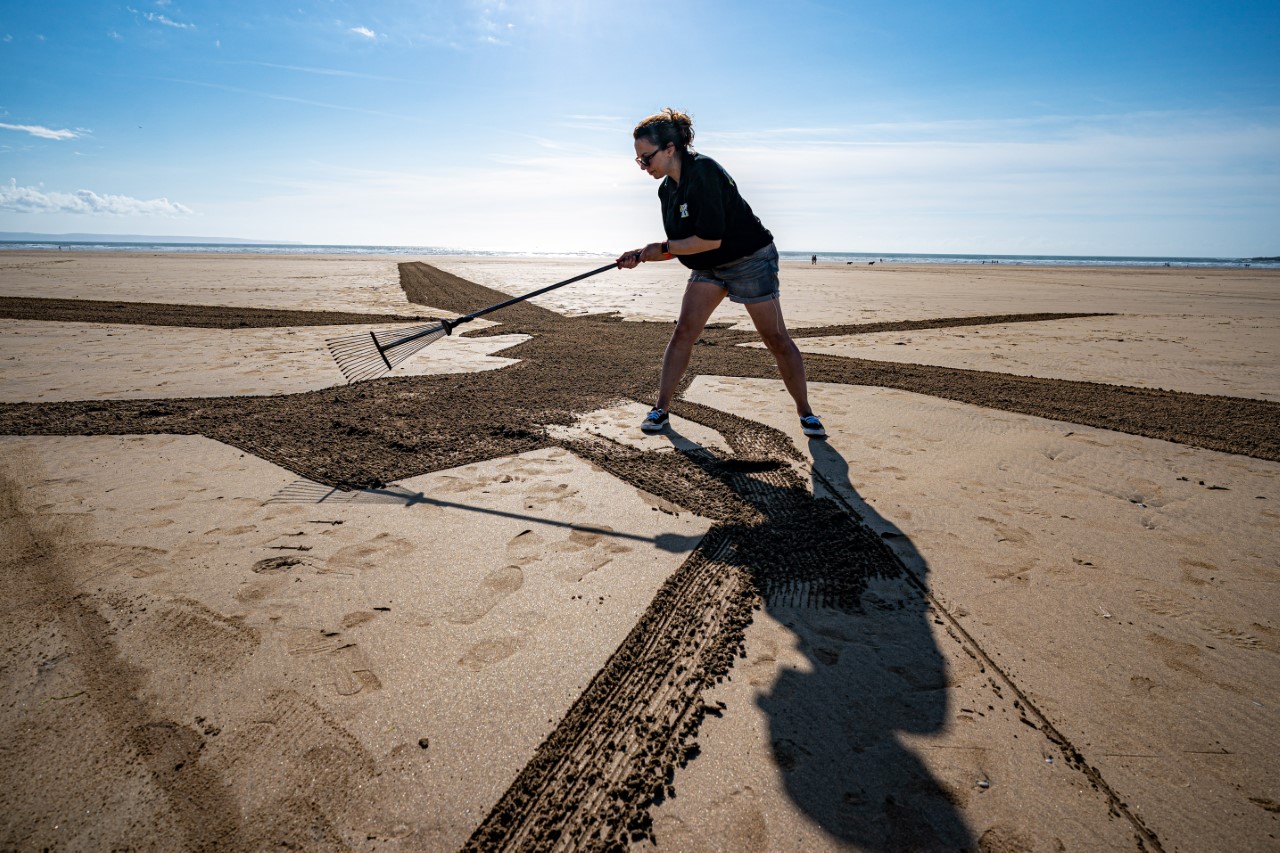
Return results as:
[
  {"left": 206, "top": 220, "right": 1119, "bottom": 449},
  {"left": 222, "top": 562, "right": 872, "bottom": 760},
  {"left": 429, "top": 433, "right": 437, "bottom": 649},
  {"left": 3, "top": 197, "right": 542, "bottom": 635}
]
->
[
  {"left": 634, "top": 108, "right": 695, "bottom": 151},
  {"left": 663, "top": 108, "right": 694, "bottom": 147}
]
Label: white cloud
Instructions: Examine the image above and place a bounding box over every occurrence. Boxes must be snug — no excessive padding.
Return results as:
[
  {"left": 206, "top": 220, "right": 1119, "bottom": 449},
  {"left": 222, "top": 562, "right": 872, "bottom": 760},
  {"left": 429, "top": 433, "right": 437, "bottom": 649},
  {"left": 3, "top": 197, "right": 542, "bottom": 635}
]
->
[
  {"left": 0, "top": 123, "right": 80, "bottom": 140},
  {"left": 0, "top": 180, "right": 194, "bottom": 216},
  {"left": 144, "top": 11, "right": 194, "bottom": 29},
  {"left": 350, "top": 26, "right": 377, "bottom": 40}
]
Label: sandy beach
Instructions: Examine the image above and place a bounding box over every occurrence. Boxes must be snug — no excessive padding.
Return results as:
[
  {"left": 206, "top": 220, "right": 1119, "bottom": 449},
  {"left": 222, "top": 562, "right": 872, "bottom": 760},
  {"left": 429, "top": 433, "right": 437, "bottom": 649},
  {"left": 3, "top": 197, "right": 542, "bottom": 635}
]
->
[{"left": 1, "top": 250, "right": 1277, "bottom": 851}]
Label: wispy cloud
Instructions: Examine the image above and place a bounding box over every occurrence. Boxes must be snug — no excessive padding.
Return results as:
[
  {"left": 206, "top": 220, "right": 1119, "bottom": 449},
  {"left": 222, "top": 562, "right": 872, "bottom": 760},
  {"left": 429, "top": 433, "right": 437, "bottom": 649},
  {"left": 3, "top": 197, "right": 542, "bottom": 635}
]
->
[
  {"left": 471, "top": 1, "right": 514, "bottom": 45},
  {"left": 0, "top": 180, "right": 193, "bottom": 216},
  {"left": 144, "top": 12, "right": 194, "bottom": 29},
  {"left": 350, "top": 26, "right": 377, "bottom": 40},
  {"left": 0, "top": 123, "right": 81, "bottom": 141},
  {"left": 230, "top": 60, "right": 411, "bottom": 83}
]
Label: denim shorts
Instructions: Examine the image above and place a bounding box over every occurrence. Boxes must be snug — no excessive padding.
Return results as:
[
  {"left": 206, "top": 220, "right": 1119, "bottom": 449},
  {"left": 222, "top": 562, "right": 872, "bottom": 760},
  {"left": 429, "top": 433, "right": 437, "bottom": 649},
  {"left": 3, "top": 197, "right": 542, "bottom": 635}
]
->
[{"left": 688, "top": 242, "right": 780, "bottom": 304}]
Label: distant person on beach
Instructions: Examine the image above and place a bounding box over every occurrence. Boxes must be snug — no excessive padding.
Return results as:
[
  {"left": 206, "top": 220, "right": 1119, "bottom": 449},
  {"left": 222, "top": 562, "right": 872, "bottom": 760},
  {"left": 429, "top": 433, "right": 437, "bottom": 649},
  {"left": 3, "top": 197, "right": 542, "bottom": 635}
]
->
[
  {"left": 811, "top": 254, "right": 817, "bottom": 265},
  {"left": 616, "top": 108, "right": 825, "bottom": 439}
]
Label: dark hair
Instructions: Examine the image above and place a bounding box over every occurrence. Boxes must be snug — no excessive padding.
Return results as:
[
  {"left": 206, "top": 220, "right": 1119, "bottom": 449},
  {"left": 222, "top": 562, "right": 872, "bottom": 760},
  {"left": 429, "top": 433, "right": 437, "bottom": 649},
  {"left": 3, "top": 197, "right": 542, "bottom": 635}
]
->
[{"left": 633, "top": 107, "right": 694, "bottom": 154}]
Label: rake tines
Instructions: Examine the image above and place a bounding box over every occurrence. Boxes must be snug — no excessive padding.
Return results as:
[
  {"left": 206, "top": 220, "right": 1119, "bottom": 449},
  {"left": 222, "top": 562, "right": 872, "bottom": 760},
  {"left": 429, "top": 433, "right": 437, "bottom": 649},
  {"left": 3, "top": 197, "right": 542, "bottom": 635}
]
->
[{"left": 326, "top": 321, "right": 449, "bottom": 384}]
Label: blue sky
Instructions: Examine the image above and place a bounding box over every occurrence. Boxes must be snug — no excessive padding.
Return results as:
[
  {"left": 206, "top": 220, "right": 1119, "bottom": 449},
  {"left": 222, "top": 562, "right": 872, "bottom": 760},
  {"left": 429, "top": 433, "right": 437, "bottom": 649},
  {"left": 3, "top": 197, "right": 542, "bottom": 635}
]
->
[{"left": 2, "top": 1, "right": 1278, "bottom": 255}]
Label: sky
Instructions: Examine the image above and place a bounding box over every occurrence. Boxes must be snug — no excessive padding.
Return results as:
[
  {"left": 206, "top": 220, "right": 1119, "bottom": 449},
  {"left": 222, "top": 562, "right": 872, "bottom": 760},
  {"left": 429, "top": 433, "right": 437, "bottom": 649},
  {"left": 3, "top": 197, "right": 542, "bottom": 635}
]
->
[{"left": 2, "top": 1, "right": 1278, "bottom": 256}]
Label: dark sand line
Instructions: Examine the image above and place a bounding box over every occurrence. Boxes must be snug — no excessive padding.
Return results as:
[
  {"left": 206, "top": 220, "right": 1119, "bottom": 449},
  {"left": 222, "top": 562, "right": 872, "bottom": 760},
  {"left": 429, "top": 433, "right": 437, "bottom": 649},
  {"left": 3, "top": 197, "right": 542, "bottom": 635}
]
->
[
  {"left": 0, "top": 265, "right": 1274, "bottom": 474},
  {"left": 737, "top": 312, "right": 1114, "bottom": 342},
  {"left": 0, "top": 263, "right": 1257, "bottom": 849},
  {"left": 0, "top": 295, "right": 428, "bottom": 328},
  {"left": 696, "top": 347, "right": 1280, "bottom": 462}
]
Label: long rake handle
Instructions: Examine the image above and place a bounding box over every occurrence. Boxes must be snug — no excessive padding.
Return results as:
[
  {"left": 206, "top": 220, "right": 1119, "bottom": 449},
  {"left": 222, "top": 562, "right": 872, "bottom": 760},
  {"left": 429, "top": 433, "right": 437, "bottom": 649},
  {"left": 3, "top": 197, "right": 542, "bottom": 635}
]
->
[
  {"left": 459, "top": 261, "right": 619, "bottom": 324},
  {"left": 378, "top": 261, "right": 618, "bottom": 353}
]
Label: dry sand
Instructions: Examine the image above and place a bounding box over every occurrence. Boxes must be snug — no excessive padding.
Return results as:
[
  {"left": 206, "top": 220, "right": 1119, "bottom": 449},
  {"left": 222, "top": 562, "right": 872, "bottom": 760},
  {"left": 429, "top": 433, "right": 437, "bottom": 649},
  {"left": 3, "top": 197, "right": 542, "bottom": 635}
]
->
[{"left": 1, "top": 250, "right": 1278, "bottom": 851}]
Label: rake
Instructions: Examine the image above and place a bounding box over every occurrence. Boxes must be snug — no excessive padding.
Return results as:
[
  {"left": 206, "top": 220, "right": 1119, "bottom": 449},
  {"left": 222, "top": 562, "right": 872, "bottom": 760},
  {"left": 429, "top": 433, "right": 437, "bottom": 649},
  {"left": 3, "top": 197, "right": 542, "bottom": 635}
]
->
[{"left": 325, "top": 261, "right": 618, "bottom": 383}]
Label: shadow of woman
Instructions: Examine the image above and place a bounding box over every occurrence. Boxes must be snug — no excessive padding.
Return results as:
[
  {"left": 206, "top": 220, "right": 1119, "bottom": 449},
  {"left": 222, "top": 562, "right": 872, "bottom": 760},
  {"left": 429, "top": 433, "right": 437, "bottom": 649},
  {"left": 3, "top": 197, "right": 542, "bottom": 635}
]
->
[
  {"left": 470, "top": 408, "right": 974, "bottom": 850},
  {"left": 748, "top": 438, "right": 972, "bottom": 849}
]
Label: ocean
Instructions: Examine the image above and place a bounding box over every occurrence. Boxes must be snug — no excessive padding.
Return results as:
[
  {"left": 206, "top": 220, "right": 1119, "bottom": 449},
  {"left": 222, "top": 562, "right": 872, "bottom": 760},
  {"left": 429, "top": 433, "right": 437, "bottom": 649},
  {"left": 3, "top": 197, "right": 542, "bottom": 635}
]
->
[{"left": 1, "top": 240, "right": 1276, "bottom": 269}]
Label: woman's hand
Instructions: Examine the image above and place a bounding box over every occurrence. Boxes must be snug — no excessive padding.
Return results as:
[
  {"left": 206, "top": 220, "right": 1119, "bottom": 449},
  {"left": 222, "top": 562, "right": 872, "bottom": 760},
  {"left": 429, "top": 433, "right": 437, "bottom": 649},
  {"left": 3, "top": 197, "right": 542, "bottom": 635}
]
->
[
  {"left": 615, "top": 242, "right": 671, "bottom": 269},
  {"left": 615, "top": 248, "right": 644, "bottom": 269}
]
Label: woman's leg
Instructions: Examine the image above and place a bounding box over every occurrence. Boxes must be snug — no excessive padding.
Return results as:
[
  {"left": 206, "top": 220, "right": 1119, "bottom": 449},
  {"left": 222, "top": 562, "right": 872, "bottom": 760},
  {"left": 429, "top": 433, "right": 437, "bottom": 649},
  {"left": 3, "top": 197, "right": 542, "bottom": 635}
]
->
[
  {"left": 743, "top": 297, "right": 813, "bottom": 416},
  {"left": 654, "top": 279, "right": 727, "bottom": 411}
]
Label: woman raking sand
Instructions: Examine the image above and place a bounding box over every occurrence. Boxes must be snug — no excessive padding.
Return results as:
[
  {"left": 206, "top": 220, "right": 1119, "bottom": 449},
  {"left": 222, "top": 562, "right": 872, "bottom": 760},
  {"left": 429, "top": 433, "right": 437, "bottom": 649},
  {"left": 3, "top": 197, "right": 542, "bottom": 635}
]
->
[{"left": 616, "top": 108, "right": 826, "bottom": 438}]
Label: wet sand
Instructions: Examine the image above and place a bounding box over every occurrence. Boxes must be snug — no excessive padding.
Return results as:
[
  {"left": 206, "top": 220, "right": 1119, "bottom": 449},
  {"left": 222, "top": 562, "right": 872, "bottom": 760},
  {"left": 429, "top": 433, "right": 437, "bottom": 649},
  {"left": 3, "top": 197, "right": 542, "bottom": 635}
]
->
[{"left": 1, "top": 251, "right": 1277, "bottom": 850}]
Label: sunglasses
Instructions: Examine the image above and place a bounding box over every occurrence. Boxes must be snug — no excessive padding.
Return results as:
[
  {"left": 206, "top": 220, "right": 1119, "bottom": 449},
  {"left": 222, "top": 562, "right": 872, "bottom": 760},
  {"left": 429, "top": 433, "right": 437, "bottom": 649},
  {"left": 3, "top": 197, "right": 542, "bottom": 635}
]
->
[{"left": 635, "top": 142, "right": 670, "bottom": 167}]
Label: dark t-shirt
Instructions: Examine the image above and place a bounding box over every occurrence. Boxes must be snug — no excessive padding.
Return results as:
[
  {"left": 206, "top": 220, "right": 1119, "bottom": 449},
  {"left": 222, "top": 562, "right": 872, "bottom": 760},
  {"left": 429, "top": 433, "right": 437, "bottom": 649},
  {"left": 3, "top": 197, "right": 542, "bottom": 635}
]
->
[{"left": 658, "top": 153, "right": 773, "bottom": 269}]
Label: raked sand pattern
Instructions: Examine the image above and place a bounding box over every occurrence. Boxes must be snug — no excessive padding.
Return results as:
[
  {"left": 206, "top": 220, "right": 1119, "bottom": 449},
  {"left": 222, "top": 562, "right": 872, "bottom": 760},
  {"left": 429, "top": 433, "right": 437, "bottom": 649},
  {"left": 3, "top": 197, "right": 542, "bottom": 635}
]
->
[{"left": 1, "top": 255, "right": 1278, "bottom": 850}]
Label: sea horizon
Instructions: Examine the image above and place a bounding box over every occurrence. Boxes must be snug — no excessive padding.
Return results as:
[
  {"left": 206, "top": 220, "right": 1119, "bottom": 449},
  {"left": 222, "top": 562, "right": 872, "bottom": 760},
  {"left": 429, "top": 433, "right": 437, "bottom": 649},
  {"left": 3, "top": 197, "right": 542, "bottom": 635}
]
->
[{"left": 1, "top": 238, "right": 1276, "bottom": 269}]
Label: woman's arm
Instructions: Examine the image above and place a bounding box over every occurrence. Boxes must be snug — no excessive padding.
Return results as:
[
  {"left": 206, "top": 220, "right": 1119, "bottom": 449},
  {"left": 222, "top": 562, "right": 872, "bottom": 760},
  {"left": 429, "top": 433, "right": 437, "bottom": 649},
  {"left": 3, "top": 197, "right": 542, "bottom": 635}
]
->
[
  {"left": 665, "top": 235, "right": 721, "bottom": 257},
  {"left": 617, "top": 235, "right": 723, "bottom": 268}
]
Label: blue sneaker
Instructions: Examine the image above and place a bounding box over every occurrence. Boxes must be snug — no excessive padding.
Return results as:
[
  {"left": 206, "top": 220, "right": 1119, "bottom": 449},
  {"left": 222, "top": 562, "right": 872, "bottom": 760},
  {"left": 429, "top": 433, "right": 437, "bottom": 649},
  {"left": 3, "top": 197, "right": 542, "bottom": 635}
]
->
[
  {"left": 800, "top": 414, "right": 826, "bottom": 438},
  {"left": 641, "top": 407, "right": 669, "bottom": 432}
]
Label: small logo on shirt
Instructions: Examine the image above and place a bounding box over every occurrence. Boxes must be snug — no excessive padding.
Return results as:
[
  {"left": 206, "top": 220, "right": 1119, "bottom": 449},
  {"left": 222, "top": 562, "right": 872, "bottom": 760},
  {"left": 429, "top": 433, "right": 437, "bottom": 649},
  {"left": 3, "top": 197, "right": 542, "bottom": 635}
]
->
[{"left": 679, "top": 203, "right": 689, "bottom": 218}]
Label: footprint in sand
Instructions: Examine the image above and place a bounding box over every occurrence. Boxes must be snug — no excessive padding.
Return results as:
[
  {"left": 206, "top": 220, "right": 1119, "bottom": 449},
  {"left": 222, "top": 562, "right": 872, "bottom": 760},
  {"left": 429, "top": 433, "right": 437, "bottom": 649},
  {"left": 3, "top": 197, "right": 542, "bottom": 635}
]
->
[
  {"left": 557, "top": 527, "right": 632, "bottom": 582},
  {"left": 324, "top": 533, "right": 414, "bottom": 572},
  {"left": 434, "top": 474, "right": 486, "bottom": 494},
  {"left": 204, "top": 689, "right": 376, "bottom": 822},
  {"left": 102, "top": 593, "right": 260, "bottom": 674},
  {"left": 237, "top": 554, "right": 312, "bottom": 602},
  {"left": 523, "top": 481, "right": 582, "bottom": 510},
  {"left": 506, "top": 529, "right": 546, "bottom": 566},
  {"left": 1139, "top": 590, "right": 1267, "bottom": 650},
  {"left": 975, "top": 515, "right": 1032, "bottom": 546},
  {"left": 285, "top": 628, "right": 383, "bottom": 695},
  {"left": 456, "top": 610, "right": 545, "bottom": 672},
  {"left": 457, "top": 635, "right": 522, "bottom": 671},
  {"left": 655, "top": 786, "right": 768, "bottom": 851},
  {"left": 506, "top": 526, "right": 631, "bottom": 581},
  {"left": 71, "top": 542, "right": 169, "bottom": 580},
  {"left": 445, "top": 565, "right": 524, "bottom": 625}
]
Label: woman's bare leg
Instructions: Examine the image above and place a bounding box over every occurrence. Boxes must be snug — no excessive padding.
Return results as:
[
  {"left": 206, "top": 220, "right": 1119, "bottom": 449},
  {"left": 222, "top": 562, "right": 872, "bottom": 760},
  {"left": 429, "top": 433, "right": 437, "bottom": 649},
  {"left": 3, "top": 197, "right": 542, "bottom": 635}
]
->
[
  {"left": 743, "top": 297, "right": 813, "bottom": 416},
  {"left": 654, "top": 280, "right": 727, "bottom": 411}
]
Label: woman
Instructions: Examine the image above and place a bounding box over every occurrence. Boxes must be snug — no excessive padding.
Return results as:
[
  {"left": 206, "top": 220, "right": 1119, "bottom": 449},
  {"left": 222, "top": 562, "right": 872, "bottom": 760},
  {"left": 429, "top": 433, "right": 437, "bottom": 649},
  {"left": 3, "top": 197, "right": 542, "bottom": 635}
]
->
[{"left": 617, "top": 108, "right": 825, "bottom": 438}]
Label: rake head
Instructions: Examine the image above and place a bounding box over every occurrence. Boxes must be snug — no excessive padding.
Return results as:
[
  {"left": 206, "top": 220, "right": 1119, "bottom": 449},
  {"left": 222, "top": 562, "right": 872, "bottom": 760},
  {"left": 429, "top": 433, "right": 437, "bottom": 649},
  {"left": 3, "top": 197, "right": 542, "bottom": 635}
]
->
[{"left": 325, "top": 320, "right": 450, "bottom": 384}]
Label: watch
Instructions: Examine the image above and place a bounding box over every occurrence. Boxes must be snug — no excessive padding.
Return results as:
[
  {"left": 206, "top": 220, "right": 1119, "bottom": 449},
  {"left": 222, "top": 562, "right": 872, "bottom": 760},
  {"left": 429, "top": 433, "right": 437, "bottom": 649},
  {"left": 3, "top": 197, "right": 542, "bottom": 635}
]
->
[{"left": 661, "top": 241, "right": 670, "bottom": 255}]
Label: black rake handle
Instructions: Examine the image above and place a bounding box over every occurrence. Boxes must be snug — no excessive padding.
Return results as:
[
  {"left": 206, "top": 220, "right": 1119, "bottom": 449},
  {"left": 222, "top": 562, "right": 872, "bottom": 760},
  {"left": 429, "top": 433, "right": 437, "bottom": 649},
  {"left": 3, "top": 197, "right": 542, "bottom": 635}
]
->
[
  {"left": 374, "top": 261, "right": 619, "bottom": 359},
  {"left": 458, "top": 261, "right": 619, "bottom": 324}
]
